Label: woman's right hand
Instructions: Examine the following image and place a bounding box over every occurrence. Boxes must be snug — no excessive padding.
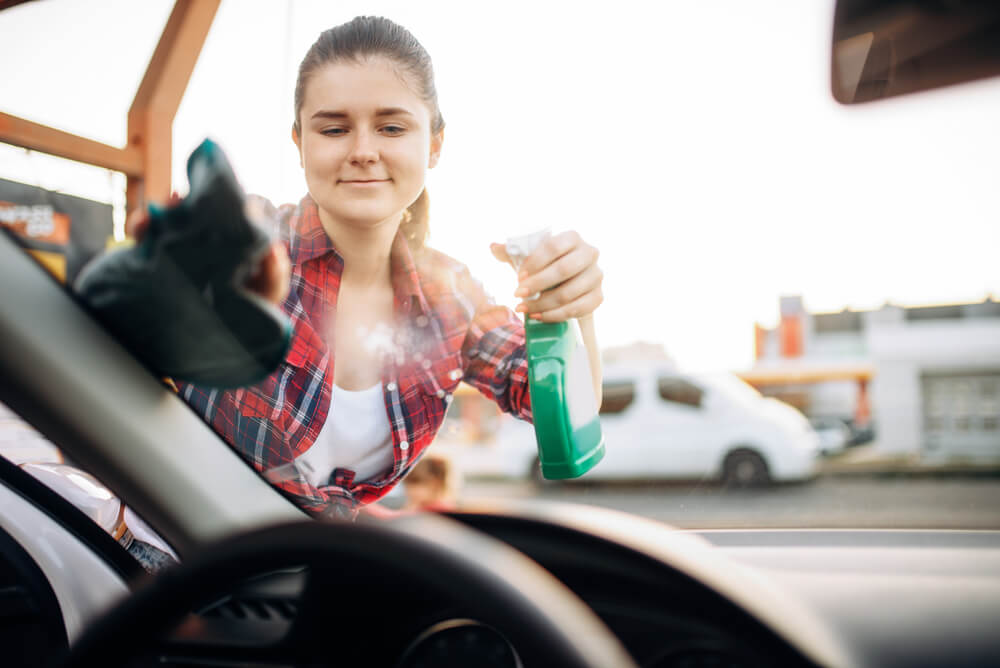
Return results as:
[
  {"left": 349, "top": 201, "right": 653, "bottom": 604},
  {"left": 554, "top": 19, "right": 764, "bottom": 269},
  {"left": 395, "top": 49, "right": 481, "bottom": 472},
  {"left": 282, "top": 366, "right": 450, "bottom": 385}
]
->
[
  {"left": 244, "top": 242, "right": 291, "bottom": 305},
  {"left": 125, "top": 194, "right": 291, "bottom": 306}
]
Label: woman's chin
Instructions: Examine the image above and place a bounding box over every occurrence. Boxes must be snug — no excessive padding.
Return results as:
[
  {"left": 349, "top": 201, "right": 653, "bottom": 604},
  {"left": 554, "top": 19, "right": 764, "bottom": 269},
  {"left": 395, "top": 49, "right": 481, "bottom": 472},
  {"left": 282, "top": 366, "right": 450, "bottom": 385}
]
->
[{"left": 331, "top": 208, "right": 406, "bottom": 230}]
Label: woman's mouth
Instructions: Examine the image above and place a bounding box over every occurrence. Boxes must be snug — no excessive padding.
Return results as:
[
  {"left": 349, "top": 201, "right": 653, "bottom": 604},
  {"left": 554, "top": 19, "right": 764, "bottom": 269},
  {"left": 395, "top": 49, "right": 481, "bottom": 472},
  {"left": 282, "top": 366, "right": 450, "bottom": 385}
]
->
[{"left": 339, "top": 179, "right": 390, "bottom": 186}]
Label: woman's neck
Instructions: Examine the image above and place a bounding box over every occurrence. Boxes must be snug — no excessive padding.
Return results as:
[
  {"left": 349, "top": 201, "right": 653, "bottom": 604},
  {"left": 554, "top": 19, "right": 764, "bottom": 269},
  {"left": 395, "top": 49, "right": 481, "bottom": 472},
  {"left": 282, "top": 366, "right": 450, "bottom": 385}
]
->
[{"left": 317, "top": 209, "right": 399, "bottom": 286}]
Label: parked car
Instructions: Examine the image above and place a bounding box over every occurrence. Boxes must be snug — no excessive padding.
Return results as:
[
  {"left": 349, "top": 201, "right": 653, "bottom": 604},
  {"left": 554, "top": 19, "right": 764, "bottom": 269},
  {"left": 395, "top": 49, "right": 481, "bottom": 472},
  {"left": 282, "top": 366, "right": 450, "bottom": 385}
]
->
[
  {"left": 0, "top": 402, "right": 63, "bottom": 465},
  {"left": 809, "top": 416, "right": 853, "bottom": 456},
  {"left": 440, "top": 364, "right": 821, "bottom": 486},
  {"left": 845, "top": 421, "right": 876, "bottom": 447}
]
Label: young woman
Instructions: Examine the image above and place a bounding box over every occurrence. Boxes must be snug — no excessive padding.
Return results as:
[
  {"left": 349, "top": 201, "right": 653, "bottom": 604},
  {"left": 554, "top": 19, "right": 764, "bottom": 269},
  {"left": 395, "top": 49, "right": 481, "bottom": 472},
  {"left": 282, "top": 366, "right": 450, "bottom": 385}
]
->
[{"left": 179, "top": 16, "right": 604, "bottom": 518}]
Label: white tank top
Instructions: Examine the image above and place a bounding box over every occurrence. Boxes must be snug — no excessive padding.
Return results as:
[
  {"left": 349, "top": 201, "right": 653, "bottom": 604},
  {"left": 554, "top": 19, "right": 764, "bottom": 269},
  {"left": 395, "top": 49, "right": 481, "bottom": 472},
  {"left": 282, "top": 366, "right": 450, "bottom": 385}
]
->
[{"left": 295, "top": 383, "right": 394, "bottom": 487}]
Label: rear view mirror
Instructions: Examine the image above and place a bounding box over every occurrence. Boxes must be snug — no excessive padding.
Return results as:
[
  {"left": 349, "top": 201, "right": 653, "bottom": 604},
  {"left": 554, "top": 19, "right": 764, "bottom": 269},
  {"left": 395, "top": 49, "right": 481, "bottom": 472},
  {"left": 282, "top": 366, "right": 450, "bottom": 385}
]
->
[{"left": 832, "top": 0, "right": 1000, "bottom": 104}]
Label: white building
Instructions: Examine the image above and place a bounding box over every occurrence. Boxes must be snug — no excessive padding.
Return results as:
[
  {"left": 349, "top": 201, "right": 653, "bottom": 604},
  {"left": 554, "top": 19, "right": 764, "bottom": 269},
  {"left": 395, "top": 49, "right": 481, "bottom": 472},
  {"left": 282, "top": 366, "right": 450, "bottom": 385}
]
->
[{"left": 744, "top": 296, "right": 1000, "bottom": 461}]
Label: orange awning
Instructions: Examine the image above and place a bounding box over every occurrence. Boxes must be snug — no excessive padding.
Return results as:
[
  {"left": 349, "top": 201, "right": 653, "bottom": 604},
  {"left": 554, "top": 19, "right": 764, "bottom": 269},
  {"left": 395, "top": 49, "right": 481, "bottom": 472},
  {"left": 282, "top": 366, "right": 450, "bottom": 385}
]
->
[{"left": 736, "top": 364, "right": 874, "bottom": 386}]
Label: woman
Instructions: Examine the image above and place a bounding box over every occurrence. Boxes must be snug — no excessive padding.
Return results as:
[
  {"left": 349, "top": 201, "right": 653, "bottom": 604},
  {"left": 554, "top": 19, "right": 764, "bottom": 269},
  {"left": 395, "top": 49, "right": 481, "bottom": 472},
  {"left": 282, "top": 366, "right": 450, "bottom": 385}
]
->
[{"left": 178, "top": 16, "right": 604, "bottom": 518}]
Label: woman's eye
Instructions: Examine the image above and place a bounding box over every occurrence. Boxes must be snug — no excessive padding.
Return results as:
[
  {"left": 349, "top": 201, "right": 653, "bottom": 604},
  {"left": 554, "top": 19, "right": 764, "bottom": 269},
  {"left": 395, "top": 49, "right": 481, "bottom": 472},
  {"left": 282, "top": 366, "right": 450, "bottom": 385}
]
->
[
  {"left": 381, "top": 125, "right": 406, "bottom": 135},
  {"left": 320, "top": 127, "right": 347, "bottom": 136}
]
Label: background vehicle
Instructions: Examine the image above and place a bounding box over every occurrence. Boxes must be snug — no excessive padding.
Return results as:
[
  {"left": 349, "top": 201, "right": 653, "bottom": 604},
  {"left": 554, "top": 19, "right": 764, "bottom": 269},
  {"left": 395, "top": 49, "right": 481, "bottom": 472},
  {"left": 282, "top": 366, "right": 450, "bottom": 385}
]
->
[
  {"left": 440, "top": 365, "right": 820, "bottom": 486},
  {"left": 844, "top": 421, "right": 876, "bottom": 447},
  {"left": 0, "top": 402, "right": 62, "bottom": 465},
  {"left": 809, "top": 416, "right": 852, "bottom": 456},
  {"left": 598, "top": 366, "right": 820, "bottom": 485}
]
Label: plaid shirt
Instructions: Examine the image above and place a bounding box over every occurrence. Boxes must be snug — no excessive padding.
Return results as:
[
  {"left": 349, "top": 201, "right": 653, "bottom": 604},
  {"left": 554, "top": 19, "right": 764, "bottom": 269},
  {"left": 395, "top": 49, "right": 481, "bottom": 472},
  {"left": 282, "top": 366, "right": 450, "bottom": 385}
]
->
[{"left": 180, "top": 195, "right": 531, "bottom": 518}]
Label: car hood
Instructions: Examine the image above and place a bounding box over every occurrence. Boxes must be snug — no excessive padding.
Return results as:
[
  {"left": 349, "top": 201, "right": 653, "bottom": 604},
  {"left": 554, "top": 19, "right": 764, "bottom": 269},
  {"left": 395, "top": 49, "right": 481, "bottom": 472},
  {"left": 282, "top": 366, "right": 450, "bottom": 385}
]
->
[{"left": 756, "top": 398, "right": 812, "bottom": 433}]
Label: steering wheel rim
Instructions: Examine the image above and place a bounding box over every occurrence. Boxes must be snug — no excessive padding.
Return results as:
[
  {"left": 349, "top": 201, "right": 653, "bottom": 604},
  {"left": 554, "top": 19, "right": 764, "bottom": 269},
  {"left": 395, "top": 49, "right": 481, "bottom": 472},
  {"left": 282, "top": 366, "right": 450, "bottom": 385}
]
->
[{"left": 62, "top": 514, "right": 636, "bottom": 667}]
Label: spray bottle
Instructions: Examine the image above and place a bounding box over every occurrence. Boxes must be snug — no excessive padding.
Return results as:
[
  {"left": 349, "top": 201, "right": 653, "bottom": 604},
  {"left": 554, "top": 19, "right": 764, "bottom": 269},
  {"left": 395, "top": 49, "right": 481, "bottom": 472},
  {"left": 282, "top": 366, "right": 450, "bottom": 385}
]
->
[{"left": 505, "top": 230, "right": 605, "bottom": 479}]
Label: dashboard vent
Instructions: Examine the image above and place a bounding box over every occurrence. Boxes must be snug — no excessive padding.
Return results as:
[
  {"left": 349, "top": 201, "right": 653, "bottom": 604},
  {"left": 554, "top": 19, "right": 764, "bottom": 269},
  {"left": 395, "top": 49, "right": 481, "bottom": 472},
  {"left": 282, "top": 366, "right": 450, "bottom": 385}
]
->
[{"left": 200, "top": 597, "right": 297, "bottom": 622}]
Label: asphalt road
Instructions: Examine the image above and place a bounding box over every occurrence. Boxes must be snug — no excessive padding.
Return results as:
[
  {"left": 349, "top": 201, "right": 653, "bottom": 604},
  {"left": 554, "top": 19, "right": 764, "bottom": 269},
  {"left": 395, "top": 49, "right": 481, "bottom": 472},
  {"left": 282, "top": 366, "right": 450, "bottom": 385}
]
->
[{"left": 458, "top": 476, "right": 1000, "bottom": 529}]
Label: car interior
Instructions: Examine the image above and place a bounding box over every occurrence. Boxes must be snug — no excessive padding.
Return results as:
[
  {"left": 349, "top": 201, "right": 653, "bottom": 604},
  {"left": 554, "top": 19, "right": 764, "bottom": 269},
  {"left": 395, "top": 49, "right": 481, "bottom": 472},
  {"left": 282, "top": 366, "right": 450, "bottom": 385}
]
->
[{"left": 1, "top": 1, "right": 999, "bottom": 667}]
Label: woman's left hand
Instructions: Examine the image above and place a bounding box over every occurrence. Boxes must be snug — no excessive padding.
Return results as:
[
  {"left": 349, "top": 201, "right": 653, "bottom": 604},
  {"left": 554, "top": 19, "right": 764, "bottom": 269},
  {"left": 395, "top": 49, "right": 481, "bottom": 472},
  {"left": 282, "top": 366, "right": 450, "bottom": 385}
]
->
[{"left": 490, "top": 231, "right": 603, "bottom": 322}]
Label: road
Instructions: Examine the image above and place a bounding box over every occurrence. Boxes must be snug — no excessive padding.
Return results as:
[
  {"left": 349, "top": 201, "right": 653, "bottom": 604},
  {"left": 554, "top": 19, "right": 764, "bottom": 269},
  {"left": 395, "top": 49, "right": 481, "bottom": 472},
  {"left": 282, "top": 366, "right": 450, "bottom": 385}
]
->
[{"left": 458, "top": 476, "right": 1000, "bottom": 529}]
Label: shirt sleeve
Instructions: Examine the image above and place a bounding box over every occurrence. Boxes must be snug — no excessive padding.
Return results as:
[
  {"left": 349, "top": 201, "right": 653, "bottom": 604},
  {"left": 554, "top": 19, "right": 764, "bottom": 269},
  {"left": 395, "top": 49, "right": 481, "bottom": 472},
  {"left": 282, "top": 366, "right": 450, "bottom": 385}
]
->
[{"left": 456, "top": 268, "right": 533, "bottom": 423}]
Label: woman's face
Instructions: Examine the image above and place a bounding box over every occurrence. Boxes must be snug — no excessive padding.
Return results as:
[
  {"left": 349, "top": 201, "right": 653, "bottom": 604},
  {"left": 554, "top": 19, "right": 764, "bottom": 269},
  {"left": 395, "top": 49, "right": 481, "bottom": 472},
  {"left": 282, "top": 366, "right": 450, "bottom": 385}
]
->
[{"left": 293, "top": 57, "right": 442, "bottom": 232}]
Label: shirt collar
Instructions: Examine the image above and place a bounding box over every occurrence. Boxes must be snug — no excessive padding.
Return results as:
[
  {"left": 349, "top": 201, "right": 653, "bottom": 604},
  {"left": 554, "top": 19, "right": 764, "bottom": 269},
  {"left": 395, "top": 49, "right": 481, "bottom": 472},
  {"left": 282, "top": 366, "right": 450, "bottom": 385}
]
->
[
  {"left": 287, "top": 195, "right": 338, "bottom": 267},
  {"left": 287, "top": 195, "right": 430, "bottom": 316}
]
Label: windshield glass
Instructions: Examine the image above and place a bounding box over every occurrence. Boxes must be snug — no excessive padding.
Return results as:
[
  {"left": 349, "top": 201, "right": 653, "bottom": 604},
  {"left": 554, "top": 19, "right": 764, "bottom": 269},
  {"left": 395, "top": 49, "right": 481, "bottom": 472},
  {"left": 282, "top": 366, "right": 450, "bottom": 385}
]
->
[
  {"left": 698, "top": 375, "right": 763, "bottom": 406},
  {"left": 2, "top": 0, "right": 999, "bottom": 534}
]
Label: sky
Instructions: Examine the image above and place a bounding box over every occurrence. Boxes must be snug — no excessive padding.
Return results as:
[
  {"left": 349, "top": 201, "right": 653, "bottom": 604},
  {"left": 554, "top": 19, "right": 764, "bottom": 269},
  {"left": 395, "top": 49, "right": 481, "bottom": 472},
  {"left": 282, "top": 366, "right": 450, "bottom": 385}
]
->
[{"left": 1, "top": 0, "right": 999, "bottom": 373}]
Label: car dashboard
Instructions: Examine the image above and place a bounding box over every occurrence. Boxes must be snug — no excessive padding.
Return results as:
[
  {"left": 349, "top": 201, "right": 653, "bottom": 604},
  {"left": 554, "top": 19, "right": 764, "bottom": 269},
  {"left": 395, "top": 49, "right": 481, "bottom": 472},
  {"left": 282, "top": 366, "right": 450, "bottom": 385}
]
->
[{"left": 133, "top": 505, "right": 1000, "bottom": 668}]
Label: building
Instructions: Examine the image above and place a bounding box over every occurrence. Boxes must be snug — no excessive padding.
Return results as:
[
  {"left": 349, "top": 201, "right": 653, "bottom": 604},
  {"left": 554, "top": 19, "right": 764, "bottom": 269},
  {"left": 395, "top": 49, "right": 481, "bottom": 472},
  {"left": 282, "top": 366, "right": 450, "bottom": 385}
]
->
[
  {"left": 0, "top": 179, "right": 113, "bottom": 284},
  {"left": 743, "top": 295, "right": 1000, "bottom": 461}
]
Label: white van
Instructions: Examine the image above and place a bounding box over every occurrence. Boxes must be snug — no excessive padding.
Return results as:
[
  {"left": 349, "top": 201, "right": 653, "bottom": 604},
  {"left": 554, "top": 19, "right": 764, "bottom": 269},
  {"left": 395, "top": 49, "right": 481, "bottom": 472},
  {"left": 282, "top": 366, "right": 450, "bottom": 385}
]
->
[{"left": 440, "top": 364, "right": 821, "bottom": 486}]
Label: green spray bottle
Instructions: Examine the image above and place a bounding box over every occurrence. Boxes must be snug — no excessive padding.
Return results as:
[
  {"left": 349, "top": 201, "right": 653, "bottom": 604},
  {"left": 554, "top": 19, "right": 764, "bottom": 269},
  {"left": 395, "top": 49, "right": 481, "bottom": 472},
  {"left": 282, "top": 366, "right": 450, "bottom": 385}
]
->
[{"left": 506, "top": 230, "right": 605, "bottom": 479}]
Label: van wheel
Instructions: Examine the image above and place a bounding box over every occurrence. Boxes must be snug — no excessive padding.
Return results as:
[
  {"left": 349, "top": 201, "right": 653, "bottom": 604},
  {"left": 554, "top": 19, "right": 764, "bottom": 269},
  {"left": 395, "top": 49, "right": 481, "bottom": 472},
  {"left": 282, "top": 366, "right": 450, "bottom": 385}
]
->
[{"left": 722, "top": 449, "right": 770, "bottom": 487}]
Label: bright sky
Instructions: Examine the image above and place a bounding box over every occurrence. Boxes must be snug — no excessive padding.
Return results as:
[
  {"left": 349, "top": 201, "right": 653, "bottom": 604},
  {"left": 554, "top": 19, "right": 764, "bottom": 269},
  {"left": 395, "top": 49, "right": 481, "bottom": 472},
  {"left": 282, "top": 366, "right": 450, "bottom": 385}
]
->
[{"left": 2, "top": 0, "right": 998, "bottom": 373}]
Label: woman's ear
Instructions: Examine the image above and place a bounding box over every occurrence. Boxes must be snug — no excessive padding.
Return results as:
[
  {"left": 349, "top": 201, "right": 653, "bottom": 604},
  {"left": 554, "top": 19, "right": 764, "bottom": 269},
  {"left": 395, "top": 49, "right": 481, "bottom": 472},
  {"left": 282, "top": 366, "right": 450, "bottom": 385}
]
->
[
  {"left": 291, "top": 125, "right": 304, "bottom": 168},
  {"left": 428, "top": 128, "right": 444, "bottom": 168}
]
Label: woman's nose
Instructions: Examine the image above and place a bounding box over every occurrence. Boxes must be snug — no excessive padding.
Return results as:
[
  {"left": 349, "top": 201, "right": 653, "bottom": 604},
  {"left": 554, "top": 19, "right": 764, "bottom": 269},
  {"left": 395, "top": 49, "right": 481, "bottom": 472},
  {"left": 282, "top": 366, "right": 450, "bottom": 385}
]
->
[{"left": 348, "top": 131, "right": 379, "bottom": 165}]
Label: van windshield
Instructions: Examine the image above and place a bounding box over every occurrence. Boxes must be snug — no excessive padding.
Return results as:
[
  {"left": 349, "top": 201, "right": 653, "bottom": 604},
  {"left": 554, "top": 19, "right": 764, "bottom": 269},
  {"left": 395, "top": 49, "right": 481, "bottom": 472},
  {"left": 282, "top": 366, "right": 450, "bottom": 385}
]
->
[{"left": 698, "top": 375, "right": 763, "bottom": 406}]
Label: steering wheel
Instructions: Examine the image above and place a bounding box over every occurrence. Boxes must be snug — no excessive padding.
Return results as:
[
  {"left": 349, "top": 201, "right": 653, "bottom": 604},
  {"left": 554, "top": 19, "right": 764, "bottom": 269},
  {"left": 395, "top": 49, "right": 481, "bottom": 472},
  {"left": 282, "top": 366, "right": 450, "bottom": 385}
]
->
[{"left": 62, "top": 513, "right": 637, "bottom": 667}]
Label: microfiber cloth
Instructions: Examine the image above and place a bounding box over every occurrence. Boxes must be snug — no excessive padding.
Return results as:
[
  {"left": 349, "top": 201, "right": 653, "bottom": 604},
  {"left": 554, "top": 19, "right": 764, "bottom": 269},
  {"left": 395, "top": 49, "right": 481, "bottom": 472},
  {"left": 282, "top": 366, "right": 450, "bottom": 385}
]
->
[{"left": 75, "top": 139, "right": 292, "bottom": 388}]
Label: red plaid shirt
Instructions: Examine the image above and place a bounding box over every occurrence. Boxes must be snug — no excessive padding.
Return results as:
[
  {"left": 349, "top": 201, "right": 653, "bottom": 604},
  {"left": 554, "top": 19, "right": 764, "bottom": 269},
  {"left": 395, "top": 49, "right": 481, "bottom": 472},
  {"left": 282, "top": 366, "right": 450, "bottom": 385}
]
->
[{"left": 180, "top": 195, "right": 531, "bottom": 518}]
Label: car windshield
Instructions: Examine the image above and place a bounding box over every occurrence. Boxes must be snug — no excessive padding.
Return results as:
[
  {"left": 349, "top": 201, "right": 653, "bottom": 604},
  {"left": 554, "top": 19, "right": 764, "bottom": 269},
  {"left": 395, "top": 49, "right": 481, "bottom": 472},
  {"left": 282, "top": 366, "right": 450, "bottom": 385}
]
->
[
  {"left": 698, "top": 375, "right": 763, "bottom": 406},
  {"left": 1, "top": 0, "right": 999, "bottom": 539}
]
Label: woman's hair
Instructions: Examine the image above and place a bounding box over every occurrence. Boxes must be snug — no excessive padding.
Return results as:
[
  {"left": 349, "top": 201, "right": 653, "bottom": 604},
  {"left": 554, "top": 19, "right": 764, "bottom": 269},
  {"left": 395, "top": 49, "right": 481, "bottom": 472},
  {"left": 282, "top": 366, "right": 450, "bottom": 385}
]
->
[{"left": 294, "top": 16, "right": 444, "bottom": 249}]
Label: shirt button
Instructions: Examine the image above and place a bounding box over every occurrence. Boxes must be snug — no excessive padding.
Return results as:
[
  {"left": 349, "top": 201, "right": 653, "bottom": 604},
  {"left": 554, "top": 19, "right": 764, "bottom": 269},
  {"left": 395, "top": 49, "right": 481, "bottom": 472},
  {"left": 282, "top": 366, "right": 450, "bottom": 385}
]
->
[
  {"left": 449, "top": 368, "right": 463, "bottom": 381},
  {"left": 399, "top": 440, "right": 409, "bottom": 450},
  {"left": 421, "top": 359, "right": 432, "bottom": 370},
  {"left": 415, "top": 315, "right": 429, "bottom": 327},
  {"left": 386, "top": 382, "right": 398, "bottom": 392},
  {"left": 444, "top": 393, "right": 453, "bottom": 403},
  {"left": 436, "top": 389, "right": 446, "bottom": 399}
]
